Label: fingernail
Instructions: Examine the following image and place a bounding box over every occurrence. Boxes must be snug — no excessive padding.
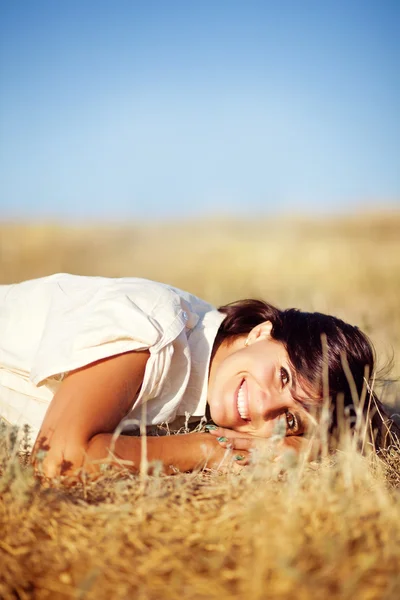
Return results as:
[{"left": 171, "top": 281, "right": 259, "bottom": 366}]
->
[
  {"left": 217, "top": 437, "right": 228, "bottom": 442},
  {"left": 205, "top": 424, "right": 218, "bottom": 431},
  {"left": 234, "top": 455, "right": 245, "bottom": 461}
]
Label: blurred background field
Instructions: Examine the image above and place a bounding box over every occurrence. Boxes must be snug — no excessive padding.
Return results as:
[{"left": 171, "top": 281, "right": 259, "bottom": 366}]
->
[{"left": 1, "top": 211, "right": 399, "bottom": 388}]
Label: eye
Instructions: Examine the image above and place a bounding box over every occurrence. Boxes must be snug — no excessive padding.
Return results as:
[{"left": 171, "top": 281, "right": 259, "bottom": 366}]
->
[
  {"left": 285, "top": 411, "right": 301, "bottom": 435},
  {"left": 280, "top": 367, "right": 290, "bottom": 388}
]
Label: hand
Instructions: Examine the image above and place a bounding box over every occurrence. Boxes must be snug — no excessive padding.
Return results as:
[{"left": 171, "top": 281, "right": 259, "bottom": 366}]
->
[
  {"left": 205, "top": 426, "right": 319, "bottom": 463},
  {"left": 179, "top": 432, "right": 252, "bottom": 472},
  {"left": 204, "top": 426, "right": 264, "bottom": 465}
]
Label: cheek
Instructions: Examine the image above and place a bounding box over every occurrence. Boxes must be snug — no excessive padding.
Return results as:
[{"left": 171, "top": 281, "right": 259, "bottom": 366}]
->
[
  {"left": 207, "top": 365, "right": 228, "bottom": 413},
  {"left": 212, "top": 355, "right": 239, "bottom": 391},
  {"left": 283, "top": 436, "right": 318, "bottom": 458}
]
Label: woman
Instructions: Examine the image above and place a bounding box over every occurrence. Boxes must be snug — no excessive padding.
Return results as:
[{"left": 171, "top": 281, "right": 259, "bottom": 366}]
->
[{"left": 0, "top": 273, "right": 395, "bottom": 478}]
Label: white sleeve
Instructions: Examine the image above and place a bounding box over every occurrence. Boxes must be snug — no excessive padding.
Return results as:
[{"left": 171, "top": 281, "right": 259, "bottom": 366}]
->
[{"left": 29, "top": 283, "right": 172, "bottom": 386}]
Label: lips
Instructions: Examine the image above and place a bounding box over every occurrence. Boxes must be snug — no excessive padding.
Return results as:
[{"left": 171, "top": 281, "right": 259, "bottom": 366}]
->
[{"left": 237, "top": 379, "right": 250, "bottom": 420}]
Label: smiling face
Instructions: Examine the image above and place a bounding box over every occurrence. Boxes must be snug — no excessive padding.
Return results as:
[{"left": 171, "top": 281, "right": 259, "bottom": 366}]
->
[{"left": 207, "top": 321, "right": 319, "bottom": 438}]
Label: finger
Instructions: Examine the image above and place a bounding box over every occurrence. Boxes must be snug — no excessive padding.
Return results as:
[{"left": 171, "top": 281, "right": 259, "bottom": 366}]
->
[
  {"left": 216, "top": 437, "right": 257, "bottom": 451},
  {"left": 209, "top": 443, "right": 251, "bottom": 470},
  {"left": 213, "top": 454, "right": 250, "bottom": 473},
  {"left": 205, "top": 426, "right": 233, "bottom": 437},
  {"left": 205, "top": 426, "right": 254, "bottom": 439},
  {"left": 231, "top": 452, "right": 250, "bottom": 467}
]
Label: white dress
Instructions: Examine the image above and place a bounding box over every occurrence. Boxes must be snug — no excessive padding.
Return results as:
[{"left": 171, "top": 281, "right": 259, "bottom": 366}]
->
[{"left": 0, "top": 273, "right": 225, "bottom": 444}]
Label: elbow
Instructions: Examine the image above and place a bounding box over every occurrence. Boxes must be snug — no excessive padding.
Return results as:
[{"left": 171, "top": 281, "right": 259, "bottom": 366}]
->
[
  {"left": 31, "top": 433, "right": 111, "bottom": 479},
  {"left": 31, "top": 439, "right": 88, "bottom": 479}
]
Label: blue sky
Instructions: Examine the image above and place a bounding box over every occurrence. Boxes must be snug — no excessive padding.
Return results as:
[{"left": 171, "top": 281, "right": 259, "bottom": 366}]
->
[{"left": 0, "top": 0, "right": 399, "bottom": 220}]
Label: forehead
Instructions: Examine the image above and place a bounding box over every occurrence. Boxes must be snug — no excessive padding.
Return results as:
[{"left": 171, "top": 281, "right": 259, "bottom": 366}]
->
[
  {"left": 261, "top": 337, "right": 290, "bottom": 356},
  {"left": 249, "top": 337, "right": 291, "bottom": 365}
]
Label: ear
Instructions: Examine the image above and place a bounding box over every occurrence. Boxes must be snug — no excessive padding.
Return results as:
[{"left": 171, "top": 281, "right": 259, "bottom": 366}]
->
[{"left": 245, "top": 321, "right": 273, "bottom": 346}]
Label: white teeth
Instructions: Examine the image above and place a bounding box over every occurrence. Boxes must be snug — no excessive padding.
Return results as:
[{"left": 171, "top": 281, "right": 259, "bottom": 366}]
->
[{"left": 237, "top": 382, "right": 250, "bottom": 420}]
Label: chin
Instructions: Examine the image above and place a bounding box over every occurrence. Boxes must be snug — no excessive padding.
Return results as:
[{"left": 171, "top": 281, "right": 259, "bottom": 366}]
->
[{"left": 209, "top": 406, "right": 229, "bottom": 428}]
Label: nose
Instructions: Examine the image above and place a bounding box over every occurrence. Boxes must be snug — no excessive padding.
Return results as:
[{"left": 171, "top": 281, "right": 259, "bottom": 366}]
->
[{"left": 254, "top": 382, "right": 289, "bottom": 426}]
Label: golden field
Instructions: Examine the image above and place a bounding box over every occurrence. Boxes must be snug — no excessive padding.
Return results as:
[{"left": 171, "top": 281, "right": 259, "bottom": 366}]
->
[{"left": 0, "top": 212, "right": 400, "bottom": 599}]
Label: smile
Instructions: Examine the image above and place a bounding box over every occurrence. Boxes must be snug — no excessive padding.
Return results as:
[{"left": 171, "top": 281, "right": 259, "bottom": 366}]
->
[{"left": 237, "top": 379, "right": 250, "bottom": 420}]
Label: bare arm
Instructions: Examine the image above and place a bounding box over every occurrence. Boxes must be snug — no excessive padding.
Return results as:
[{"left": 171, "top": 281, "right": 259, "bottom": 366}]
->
[
  {"left": 85, "top": 431, "right": 226, "bottom": 475},
  {"left": 32, "top": 351, "right": 227, "bottom": 478}
]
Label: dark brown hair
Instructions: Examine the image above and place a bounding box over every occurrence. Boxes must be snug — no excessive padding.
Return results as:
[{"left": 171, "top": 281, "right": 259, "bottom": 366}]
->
[{"left": 214, "top": 299, "right": 398, "bottom": 451}]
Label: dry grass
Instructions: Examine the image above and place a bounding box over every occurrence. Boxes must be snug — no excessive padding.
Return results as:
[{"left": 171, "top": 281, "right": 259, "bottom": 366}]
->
[
  {"left": 1, "top": 428, "right": 400, "bottom": 600},
  {"left": 1, "top": 212, "right": 400, "bottom": 599}
]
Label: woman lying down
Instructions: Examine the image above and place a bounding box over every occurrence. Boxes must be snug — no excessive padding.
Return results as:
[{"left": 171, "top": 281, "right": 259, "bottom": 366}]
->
[{"left": 0, "top": 273, "right": 397, "bottom": 479}]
